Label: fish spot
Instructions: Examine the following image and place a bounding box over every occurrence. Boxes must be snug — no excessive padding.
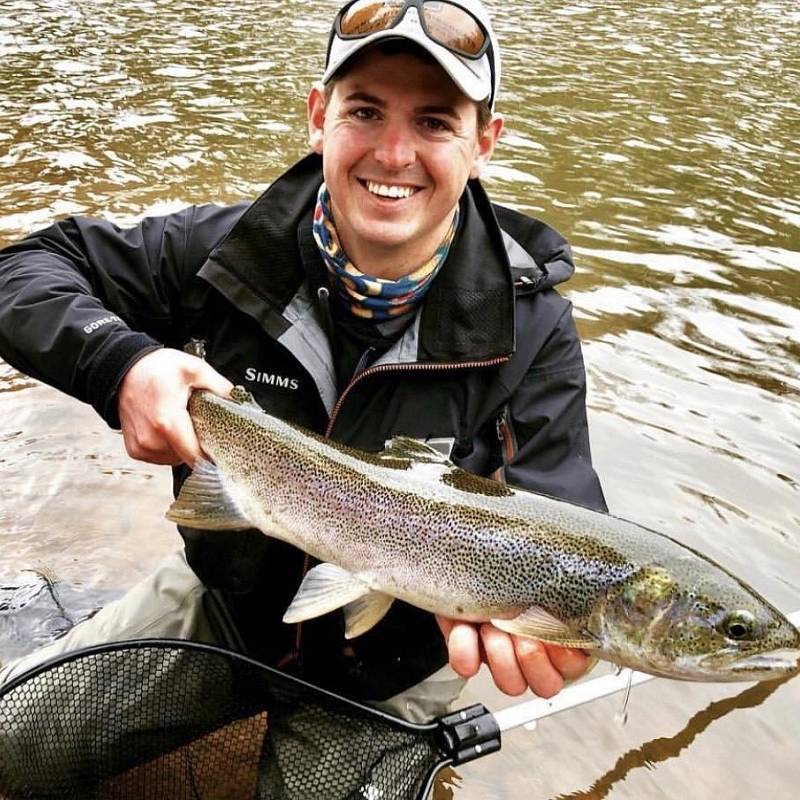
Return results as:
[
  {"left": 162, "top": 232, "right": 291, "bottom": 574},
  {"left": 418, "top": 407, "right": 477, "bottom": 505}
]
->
[{"left": 442, "top": 470, "right": 513, "bottom": 497}]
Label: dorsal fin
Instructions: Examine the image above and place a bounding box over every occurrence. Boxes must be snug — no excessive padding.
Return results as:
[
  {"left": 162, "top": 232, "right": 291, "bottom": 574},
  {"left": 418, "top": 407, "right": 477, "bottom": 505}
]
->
[{"left": 381, "top": 436, "right": 453, "bottom": 465}]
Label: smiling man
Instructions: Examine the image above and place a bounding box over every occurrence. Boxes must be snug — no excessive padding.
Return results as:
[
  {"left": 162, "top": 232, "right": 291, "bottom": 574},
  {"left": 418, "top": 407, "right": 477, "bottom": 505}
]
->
[
  {"left": 308, "top": 49, "right": 500, "bottom": 279},
  {"left": 0, "top": 0, "right": 607, "bottom": 719}
]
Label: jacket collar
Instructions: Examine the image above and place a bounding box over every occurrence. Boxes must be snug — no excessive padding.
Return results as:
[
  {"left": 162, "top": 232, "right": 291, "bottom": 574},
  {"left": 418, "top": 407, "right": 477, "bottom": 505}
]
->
[{"left": 199, "top": 153, "right": 515, "bottom": 362}]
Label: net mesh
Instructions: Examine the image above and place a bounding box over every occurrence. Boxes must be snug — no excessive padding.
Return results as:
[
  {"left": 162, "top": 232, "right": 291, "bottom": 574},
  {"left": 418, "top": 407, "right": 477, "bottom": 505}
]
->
[{"left": 0, "top": 640, "right": 449, "bottom": 800}]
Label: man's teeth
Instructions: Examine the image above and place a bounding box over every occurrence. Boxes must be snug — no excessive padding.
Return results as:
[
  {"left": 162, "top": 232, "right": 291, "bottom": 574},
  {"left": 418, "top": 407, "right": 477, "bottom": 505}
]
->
[{"left": 365, "top": 181, "right": 416, "bottom": 199}]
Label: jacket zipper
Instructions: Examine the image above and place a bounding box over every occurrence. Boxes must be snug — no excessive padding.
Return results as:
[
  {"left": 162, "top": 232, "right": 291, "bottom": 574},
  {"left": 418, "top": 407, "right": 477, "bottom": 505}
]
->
[
  {"left": 325, "top": 356, "right": 510, "bottom": 438},
  {"left": 285, "top": 354, "right": 510, "bottom": 668}
]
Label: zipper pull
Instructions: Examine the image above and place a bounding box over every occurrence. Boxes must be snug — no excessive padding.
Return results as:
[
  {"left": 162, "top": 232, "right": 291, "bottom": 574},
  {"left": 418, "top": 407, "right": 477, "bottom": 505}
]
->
[
  {"left": 495, "top": 404, "right": 516, "bottom": 484},
  {"left": 352, "top": 346, "right": 376, "bottom": 381},
  {"left": 317, "top": 286, "right": 335, "bottom": 344},
  {"left": 496, "top": 405, "right": 508, "bottom": 441}
]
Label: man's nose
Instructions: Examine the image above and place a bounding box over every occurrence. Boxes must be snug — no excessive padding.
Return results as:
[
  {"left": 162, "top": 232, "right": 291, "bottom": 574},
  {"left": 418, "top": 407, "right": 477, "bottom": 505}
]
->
[{"left": 373, "top": 125, "right": 416, "bottom": 170}]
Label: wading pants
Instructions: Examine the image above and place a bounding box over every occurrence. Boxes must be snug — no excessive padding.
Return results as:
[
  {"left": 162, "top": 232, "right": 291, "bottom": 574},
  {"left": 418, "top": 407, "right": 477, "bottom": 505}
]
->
[{"left": 0, "top": 549, "right": 466, "bottom": 723}]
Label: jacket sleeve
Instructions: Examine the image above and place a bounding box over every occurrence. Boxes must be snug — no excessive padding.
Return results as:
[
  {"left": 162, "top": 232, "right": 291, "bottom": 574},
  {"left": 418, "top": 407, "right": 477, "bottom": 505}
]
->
[
  {"left": 0, "top": 203, "right": 246, "bottom": 427},
  {"left": 503, "top": 304, "right": 608, "bottom": 513}
]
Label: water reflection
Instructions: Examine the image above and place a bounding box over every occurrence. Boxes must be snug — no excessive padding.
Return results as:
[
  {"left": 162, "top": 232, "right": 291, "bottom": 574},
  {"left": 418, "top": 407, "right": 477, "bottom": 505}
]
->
[
  {"left": 1, "top": 0, "right": 799, "bottom": 797},
  {"left": 555, "top": 673, "right": 795, "bottom": 800}
]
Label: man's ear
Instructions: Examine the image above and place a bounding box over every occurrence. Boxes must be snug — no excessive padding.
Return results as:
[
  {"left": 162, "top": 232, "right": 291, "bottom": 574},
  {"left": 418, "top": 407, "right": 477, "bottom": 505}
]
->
[
  {"left": 469, "top": 114, "right": 504, "bottom": 180},
  {"left": 307, "top": 83, "right": 327, "bottom": 154}
]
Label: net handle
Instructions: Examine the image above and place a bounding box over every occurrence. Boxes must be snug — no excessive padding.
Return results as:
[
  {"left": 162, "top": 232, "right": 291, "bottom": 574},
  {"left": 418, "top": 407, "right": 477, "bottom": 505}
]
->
[{"left": 493, "top": 607, "right": 800, "bottom": 734}]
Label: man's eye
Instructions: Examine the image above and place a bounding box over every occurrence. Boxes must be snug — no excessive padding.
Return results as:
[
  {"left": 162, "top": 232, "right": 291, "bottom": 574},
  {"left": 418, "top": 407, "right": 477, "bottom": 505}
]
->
[
  {"left": 351, "top": 107, "right": 378, "bottom": 121},
  {"left": 420, "top": 117, "right": 451, "bottom": 133}
]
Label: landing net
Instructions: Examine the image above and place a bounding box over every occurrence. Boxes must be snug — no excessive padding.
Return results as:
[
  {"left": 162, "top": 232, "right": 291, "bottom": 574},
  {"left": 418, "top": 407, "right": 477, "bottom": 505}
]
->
[{"left": 0, "top": 640, "right": 454, "bottom": 800}]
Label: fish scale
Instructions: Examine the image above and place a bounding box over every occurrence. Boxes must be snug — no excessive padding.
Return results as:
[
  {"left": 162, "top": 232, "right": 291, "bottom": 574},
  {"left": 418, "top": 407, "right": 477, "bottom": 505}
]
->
[{"left": 167, "top": 388, "right": 800, "bottom": 682}]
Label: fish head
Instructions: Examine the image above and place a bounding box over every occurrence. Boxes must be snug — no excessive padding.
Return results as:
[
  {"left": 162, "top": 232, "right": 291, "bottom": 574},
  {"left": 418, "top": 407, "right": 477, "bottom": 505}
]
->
[{"left": 598, "top": 564, "right": 800, "bottom": 682}]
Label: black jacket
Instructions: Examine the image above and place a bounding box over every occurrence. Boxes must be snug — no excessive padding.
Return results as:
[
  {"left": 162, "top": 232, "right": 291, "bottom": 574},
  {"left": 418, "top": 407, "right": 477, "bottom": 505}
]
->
[{"left": 0, "top": 153, "right": 606, "bottom": 699}]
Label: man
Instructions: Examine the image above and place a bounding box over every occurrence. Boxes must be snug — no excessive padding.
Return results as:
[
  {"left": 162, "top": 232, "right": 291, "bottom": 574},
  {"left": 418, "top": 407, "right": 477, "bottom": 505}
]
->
[{"left": 0, "top": 0, "right": 606, "bottom": 720}]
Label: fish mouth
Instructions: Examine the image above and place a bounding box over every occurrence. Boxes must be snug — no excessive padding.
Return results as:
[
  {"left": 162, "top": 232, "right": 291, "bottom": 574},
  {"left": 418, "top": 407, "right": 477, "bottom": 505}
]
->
[{"left": 725, "top": 649, "right": 800, "bottom": 677}]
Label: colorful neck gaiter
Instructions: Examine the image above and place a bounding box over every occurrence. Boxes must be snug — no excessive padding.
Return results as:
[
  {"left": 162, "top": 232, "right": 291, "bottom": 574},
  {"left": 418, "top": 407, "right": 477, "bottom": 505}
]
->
[{"left": 312, "top": 182, "right": 459, "bottom": 321}]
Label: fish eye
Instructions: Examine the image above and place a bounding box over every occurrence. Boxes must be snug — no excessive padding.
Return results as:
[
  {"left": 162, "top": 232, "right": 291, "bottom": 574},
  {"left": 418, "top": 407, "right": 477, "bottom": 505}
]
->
[{"left": 721, "top": 610, "right": 756, "bottom": 640}]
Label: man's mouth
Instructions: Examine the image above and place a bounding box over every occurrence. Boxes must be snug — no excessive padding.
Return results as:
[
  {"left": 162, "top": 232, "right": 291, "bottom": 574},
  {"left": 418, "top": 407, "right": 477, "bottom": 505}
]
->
[{"left": 359, "top": 179, "right": 421, "bottom": 200}]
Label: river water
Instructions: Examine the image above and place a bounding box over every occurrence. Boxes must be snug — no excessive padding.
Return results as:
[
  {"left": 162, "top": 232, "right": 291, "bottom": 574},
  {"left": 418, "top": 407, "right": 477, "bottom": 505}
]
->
[{"left": 0, "top": 0, "right": 798, "bottom": 797}]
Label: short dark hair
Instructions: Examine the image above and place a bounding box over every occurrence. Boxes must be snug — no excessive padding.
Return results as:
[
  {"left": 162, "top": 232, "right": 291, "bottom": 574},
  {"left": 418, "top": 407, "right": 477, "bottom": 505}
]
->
[{"left": 323, "top": 40, "right": 492, "bottom": 134}]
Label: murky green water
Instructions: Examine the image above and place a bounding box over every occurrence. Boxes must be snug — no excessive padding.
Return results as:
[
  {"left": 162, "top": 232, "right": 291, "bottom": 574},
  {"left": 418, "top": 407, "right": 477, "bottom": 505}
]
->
[{"left": 1, "top": 0, "right": 799, "bottom": 797}]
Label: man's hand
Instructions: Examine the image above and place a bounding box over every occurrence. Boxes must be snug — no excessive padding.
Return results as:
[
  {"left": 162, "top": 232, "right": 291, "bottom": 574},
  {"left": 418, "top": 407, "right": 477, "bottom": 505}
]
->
[
  {"left": 436, "top": 616, "right": 589, "bottom": 698},
  {"left": 118, "top": 348, "right": 233, "bottom": 467}
]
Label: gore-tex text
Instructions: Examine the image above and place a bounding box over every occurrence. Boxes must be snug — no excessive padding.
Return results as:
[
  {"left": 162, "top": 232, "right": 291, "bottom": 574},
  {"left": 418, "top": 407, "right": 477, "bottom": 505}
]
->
[{"left": 83, "top": 315, "right": 122, "bottom": 334}]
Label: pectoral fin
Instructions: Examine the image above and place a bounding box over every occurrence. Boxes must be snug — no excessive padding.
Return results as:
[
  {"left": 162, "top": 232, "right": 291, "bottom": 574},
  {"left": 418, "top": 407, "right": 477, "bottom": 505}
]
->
[
  {"left": 283, "top": 563, "right": 372, "bottom": 624},
  {"left": 166, "top": 459, "right": 252, "bottom": 530},
  {"left": 491, "top": 607, "right": 599, "bottom": 650},
  {"left": 343, "top": 592, "right": 395, "bottom": 639}
]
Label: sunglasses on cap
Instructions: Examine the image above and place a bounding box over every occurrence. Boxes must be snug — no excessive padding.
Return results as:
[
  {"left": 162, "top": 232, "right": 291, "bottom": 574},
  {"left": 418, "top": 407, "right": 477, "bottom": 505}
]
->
[{"left": 335, "top": 0, "right": 490, "bottom": 60}]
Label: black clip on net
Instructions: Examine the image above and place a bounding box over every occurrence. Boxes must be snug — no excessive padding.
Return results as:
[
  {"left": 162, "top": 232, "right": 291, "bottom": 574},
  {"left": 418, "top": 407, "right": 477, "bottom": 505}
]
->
[{"left": 437, "top": 702, "right": 501, "bottom": 765}]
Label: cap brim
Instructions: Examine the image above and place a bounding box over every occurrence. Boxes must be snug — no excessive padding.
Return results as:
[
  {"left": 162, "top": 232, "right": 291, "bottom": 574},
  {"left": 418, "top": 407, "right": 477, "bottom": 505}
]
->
[{"left": 324, "top": 27, "right": 492, "bottom": 104}]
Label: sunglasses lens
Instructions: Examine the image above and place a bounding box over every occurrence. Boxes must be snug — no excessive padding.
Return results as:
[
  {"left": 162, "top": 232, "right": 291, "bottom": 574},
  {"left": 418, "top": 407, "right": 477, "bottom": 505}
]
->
[
  {"left": 422, "top": 1, "right": 486, "bottom": 56},
  {"left": 340, "top": 0, "right": 405, "bottom": 36}
]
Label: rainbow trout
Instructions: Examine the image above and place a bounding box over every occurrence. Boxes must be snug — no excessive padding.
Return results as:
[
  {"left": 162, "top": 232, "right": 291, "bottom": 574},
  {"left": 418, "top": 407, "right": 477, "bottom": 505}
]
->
[{"left": 167, "top": 388, "right": 800, "bottom": 682}]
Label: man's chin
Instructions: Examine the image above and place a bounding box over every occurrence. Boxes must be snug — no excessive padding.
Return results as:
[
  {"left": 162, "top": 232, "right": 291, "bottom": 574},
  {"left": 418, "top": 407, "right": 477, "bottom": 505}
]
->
[{"left": 348, "top": 221, "right": 418, "bottom": 254}]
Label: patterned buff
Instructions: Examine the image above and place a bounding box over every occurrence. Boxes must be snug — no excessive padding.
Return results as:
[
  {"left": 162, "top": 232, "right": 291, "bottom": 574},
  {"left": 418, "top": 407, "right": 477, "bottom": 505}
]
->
[{"left": 312, "top": 183, "right": 459, "bottom": 321}]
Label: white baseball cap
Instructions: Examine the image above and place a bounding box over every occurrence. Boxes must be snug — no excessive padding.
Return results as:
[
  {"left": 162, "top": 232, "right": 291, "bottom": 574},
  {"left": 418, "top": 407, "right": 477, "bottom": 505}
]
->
[{"left": 323, "top": 0, "right": 501, "bottom": 111}]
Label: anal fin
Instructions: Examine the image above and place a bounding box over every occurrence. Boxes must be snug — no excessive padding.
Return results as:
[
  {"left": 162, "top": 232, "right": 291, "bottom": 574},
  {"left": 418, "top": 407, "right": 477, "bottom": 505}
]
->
[
  {"left": 343, "top": 592, "right": 395, "bottom": 639},
  {"left": 283, "top": 563, "right": 371, "bottom": 625}
]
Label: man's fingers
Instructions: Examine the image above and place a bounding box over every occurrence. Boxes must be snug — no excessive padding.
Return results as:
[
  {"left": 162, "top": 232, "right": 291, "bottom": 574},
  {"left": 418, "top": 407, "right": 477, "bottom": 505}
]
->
[
  {"left": 145, "top": 398, "right": 203, "bottom": 467},
  {"left": 117, "top": 349, "right": 232, "bottom": 467},
  {"left": 480, "top": 624, "right": 527, "bottom": 696},
  {"left": 120, "top": 418, "right": 183, "bottom": 465},
  {"left": 190, "top": 360, "right": 234, "bottom": 397},
  {"left": 169, "top": 410, "right": 203, "bottom": 467},
  {"left": 122, "top": 408, "right": 200, "bottom": 466},
  {"left": 513, "top": 637, "right": 564, "bottom": 698},
  {"left": 435, "top": 615, "right": 454, "bottom": 639},
  {"left": 437, "top": 619, "right": 587, "bottom": 699},
  {"left": 122, "top": 436, "right": 183, "bottom": 465},
  {"left": 439, "top": 618, "right": 481, "bottom": 678},
  {"left": 543, "top": 643, "right": 590, "bottom": 681}
]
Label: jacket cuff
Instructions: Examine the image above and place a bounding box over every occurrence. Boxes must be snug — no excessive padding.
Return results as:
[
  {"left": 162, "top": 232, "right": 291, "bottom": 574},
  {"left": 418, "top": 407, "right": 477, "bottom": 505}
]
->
[{"left": 85, "top": 334, "right": 163, "bottom": 429}]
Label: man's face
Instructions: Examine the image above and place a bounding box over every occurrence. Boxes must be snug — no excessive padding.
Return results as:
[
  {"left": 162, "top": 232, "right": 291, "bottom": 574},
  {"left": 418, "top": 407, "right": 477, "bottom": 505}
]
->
[{"left": 308, "top": 49, "right": 502, "bottom": 278}]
